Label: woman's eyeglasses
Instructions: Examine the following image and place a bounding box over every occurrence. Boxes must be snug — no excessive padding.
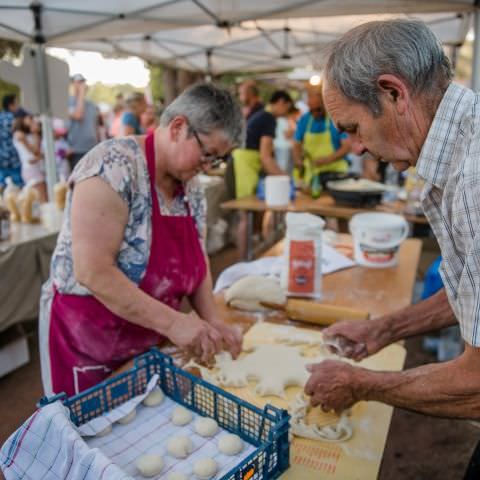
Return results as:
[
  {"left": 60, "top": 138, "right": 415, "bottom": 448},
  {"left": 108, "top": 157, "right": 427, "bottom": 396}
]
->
[{"left": 190, "top": 127, "right": 229, "bottom": 169}]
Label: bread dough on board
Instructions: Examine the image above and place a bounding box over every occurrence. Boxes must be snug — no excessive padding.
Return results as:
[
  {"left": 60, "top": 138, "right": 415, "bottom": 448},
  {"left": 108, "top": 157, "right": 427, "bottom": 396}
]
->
[{"left": 225, "top": 275, "right": 286, "bottom": 311}]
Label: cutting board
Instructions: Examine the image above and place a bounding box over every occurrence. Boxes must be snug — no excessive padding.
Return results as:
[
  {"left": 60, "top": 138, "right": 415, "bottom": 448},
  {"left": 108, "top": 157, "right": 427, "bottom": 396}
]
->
[{"left": 221, "top": 322, "right": 406, "bottom": 480}]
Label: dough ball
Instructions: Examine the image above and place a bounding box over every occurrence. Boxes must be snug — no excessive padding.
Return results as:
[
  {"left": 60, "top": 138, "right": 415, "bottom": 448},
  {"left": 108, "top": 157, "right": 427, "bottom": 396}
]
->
[
  {"left": 171, "top": 406, "right": 193, "bottom": 426},
  {"left": 143, "top": 386, "right": 165, "bottom": 407},
  {"left": 225, "top": 275, "right": 286, "bottom": 311},
  {"left": 136, "top": 454, "right": 164, "bottom": 477},
  {"left": 167, "top": 436, "right": 194, "bottom": 458},
  {"left": 193, "top": 458, "right": 218, "bottom": 479},
  {"left": 194, "top": 417, "right": 219, "bottom": 437},
  {"left": 167, "top": 473, "right": 188, "bottom": 480},
  {"left": 218, "top": 433, "right": 244, "bottom": 455},
  {"left": 117, "top": 408, "right": 136, "bottom": 425},
  {"left": 96, "top": 424, "right": 112, "bottom": 437}
]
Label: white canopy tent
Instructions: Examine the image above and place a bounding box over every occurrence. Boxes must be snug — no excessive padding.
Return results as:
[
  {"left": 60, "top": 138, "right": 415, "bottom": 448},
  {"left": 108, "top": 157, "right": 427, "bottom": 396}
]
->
[{"left": 0, "top": 0, "right": 479, "bottom": 199}]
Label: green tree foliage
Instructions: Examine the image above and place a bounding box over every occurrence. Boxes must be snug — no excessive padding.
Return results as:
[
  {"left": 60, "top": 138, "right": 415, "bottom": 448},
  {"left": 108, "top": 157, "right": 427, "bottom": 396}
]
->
[
  {"left": 86, "top": 82, "right": 142, "bottom": 106},
  {"left": 0, "top": 39, "right": 22, "bottom": 104},
  {"left": 148, "top": 63, "right": 164, "bottom": 102}
]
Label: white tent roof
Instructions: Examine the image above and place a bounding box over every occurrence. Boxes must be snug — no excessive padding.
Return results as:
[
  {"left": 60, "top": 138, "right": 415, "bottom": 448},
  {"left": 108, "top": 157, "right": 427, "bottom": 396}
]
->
[
  {"left": 0, "top": 2, "right": 472, "bottom": 74},
  {"left": 54, "top": 12, "right": 472, "bottom": 74}
]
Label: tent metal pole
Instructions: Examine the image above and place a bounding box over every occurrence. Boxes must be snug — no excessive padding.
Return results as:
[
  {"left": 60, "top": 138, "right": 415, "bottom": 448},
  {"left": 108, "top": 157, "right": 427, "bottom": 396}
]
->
[
  {"left": 473, "top": 8, "right": 480, "bottom": 91},
  {"left": 31, "top": 2, "right": 57, "bottom": 201}
]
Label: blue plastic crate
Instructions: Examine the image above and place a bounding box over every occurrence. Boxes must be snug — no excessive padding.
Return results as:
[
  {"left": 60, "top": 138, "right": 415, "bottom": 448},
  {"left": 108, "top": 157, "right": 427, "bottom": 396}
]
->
[{"left": 39, "top": 348, "right": 290, "bottom": 480}]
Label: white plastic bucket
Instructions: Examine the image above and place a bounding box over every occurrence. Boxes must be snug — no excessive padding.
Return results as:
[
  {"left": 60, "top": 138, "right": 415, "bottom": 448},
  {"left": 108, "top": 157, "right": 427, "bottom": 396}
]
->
[
  {"left": 349, "top": 212, "right": 409, "bottom": 268},
  {"left": 265, "top": 175, "right": 290, "bottom": 207}
]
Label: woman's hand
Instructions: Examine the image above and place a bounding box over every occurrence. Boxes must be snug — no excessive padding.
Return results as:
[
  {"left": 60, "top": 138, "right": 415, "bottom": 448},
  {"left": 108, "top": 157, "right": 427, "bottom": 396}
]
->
[
  {"left": 209, "top": 320, "right": 243, "bottom": 359},
  {"left": 166, "top": 312, "right": 223, "bottom": 363}
]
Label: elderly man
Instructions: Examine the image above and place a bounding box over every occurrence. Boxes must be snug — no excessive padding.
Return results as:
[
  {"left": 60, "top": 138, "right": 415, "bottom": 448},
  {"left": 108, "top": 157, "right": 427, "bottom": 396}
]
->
[{"left": 305, "top": 19, "right": 480, "bottom": 422}]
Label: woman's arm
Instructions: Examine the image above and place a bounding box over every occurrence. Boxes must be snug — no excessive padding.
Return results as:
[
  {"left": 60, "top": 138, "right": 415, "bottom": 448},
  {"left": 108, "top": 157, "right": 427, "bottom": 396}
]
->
[
  {"left": 71, "top": 176, "right": 218, "bottom": 360},
  {"left": 189, "top": 258, "right": 243, "bottom": 358}
]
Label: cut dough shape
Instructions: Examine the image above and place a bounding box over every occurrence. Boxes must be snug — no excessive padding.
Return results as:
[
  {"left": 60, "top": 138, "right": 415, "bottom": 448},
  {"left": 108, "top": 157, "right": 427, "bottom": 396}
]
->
[
  {"left": 193, "top": 458, "right": 218, "bottom": 479},
  {"left": 143, "top": 386, "right": 165, "bottom": 407},
  {"left": 117, "top": 408, "right": 136, "bottom": 425},
  {"left": 218, "top": 434, "right": 244, "bottom": 455},
  {"left": 225, "top": 275, "right": 286, "bottom": 311},
  {"left": 289, "top": 393, "right": 353, "bottom": 442},
  {"left": 194, "top": 417, "right": 219, "bottom": 437},
  {"left": 136, "top": 454, "right": 164, "bottom": 477},
  {"left": 167, "top": 436, "right": 194, "bottom": 458},
  {"left": 96, "top": 424, "right": 112, "bottom": 437},
  {"left": 167, "top": 473, "right": 188, "bottom": 480},
  {"left": 189, "top": 345, "right": 316, "bottom": 398},
  {"left": 171, "top": 406, "right": 193, "bottom": 426}
]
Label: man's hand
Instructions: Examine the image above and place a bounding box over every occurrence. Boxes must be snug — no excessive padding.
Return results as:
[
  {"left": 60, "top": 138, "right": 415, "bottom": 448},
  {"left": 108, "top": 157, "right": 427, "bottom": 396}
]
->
[
  {"left": 322, "top": 318, "right": 392, "bottom": 361},
  {"left": 304, "top": 360, "right": 365, "bottom": 413},
  {"left": 314, "top": 155, "right": 333, "bottom": 166}
]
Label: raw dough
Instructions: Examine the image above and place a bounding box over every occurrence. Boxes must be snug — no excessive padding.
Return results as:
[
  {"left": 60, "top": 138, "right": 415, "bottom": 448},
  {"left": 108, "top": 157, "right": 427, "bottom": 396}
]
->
[
  {"left": 136, "top": 454, "right": 164, "bottom": 477},
  {"left": 143, "top": 386, "right": 165, "bottom": 407},
  {"left": 167, "top": 436, "right": 194, "bottom": 458},
  {"left": 194, "top": 417, "right": 219, "bottom": 437},
  {"left": 189, "top": 345, "right": 317, "bottom": 398},
  {"left": 218, "top": 434, "right": 244, "bottom": 455},
  {"left": 289, "top": 393, "right": 353, "bottom": 442},
  {"left": 96, "top": 424, "right": 112, "bottom": 437},
  {"left": 225, "top": 275, "right": 286, "bottom": 311},
  {"left": 193, "top": 458, "right": 218, "bottom": 479},
  {"left": 171, "top": 406, "right": 193, "bottom": 426},
  {"left": 167, "top": 473, "right": 188, "bottom": 480},
  {"left": 117, "top": 408, "right": 136, "bottom": 425}
]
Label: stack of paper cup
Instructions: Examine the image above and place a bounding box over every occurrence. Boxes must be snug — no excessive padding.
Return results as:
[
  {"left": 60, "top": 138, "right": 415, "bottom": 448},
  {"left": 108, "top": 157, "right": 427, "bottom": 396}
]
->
[{"left": 265, "top": 175, "right": 290, "bottom": 207}]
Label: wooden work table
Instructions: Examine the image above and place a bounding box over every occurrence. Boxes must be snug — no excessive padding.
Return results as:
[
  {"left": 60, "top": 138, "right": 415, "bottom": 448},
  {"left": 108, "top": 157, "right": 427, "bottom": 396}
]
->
[
  {"left": 221, "top": 192, "right": 428, "bottom": 260},
  {"left": 118, "top": 236, "right": 421, "bottom": 478}
]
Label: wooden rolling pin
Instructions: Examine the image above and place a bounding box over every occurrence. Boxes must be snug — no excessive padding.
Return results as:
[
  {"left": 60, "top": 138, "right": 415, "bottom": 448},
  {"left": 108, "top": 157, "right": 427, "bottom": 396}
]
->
[{"left": 262, "top": 299, "right": 369, "bottom": 326}]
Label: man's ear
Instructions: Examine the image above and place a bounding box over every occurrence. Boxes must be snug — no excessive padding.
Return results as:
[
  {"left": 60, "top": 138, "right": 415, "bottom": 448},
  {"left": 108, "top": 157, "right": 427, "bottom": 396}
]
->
[{"left": 377, "top": 74, "right": 409, "bottom": 115}]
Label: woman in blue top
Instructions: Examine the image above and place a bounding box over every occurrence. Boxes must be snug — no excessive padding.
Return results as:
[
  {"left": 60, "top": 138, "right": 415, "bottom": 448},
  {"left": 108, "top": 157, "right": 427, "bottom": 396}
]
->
[{"left": 121, "top": 92, "right": 147, "bottom": 136}]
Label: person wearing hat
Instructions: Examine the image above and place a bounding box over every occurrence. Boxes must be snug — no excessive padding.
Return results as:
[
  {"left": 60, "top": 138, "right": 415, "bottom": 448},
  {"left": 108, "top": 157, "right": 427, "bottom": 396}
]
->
[
  {"left": 39, "top": 83, "right": 244, "bottom": 397},
  {"left": 67, "top": 74, "right": 100, "bottom": 170}
]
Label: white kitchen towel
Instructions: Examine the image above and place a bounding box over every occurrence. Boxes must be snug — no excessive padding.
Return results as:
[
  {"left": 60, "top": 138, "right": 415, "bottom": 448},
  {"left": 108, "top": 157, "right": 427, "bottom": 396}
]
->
[{"left": 214, "top": 244, "right": 355, "bottom": 293}]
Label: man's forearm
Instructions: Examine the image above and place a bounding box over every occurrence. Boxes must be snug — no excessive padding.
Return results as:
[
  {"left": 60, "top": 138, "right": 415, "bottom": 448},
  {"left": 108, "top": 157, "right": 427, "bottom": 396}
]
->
[
  {"left": 358, "top": 343, "right": 480, "bottom": 418},
  {"left": 383, "top": 288, "right": 456, "bottom": 343}
]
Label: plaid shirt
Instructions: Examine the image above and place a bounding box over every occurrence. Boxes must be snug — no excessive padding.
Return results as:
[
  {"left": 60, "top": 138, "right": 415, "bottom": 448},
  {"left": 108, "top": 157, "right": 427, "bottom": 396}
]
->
[
  {"left": 417, "top": 82, "right": 480, "bottom": 346},
  {"left": 0, "top": 110, "right": 20, "bottom": 169}
]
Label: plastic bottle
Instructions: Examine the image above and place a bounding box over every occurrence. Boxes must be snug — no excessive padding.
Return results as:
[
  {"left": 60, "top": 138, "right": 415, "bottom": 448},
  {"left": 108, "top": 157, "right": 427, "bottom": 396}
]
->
[
  {"left": 54, "top": 176, "right": 68, "bottom": 211},
  {"left": 18, "top": 181, "right": 41, "bottom": 224},
  {"left": 311, "top": 174, "right": 322, "bottom": 199},
  {"left": 3, "top": 177, "right": 20, "bottom": 222}
]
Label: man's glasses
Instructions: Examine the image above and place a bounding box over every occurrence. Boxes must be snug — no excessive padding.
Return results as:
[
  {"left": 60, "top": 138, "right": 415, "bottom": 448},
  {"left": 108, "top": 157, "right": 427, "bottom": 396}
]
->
[{"left": 190, "top": 126, "right": 229, "bottom": 169}]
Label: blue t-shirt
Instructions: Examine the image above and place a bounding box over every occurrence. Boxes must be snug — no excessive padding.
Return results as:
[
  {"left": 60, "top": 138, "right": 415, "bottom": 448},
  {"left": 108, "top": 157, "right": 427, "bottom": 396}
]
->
[
  {"left": 0, "top": 110, "right": 20, "bottom": 170},
  {"left": 121, "top": 111, "right": 143, "bottom": 135},
  {"left": 294, "top": 112, "right": 347, "bottom": 151}
]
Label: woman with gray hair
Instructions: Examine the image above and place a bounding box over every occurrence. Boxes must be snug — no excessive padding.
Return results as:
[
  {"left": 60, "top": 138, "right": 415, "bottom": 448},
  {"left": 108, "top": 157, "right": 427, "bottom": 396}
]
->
[{"left": 39, "top": 83, "right": 244, "bottom": 396}]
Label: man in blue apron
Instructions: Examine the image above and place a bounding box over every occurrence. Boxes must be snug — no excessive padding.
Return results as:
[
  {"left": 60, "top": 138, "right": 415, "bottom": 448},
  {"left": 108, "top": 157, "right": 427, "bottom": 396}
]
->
[{"left": 293, "top": 85, "right": 351, "bottom": 187}]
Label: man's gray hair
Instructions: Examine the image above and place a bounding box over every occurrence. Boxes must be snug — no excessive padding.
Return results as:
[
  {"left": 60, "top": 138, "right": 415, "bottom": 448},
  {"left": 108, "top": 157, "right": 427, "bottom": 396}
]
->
[
  {"left": 160, "top": 83, "right": 244, "bottom": 147},
  {"left": 324, "top": 19, "right": 453, "bottom": 116}
]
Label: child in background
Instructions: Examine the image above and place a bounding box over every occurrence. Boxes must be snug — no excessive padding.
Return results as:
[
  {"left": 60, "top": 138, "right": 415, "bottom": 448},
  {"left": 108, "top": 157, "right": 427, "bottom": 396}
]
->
[
  {"left": 12, "top": 116, "right": 47, "bottom": 202},
  {"left": 52, "top": 118, "right": 71, "bottom": 181}
]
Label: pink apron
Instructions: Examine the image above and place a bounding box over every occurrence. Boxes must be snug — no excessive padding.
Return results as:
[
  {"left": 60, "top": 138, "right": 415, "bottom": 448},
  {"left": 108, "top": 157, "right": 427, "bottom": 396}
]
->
[{"left": 48, "top": 132, "right": 207, "bottom": 396}]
